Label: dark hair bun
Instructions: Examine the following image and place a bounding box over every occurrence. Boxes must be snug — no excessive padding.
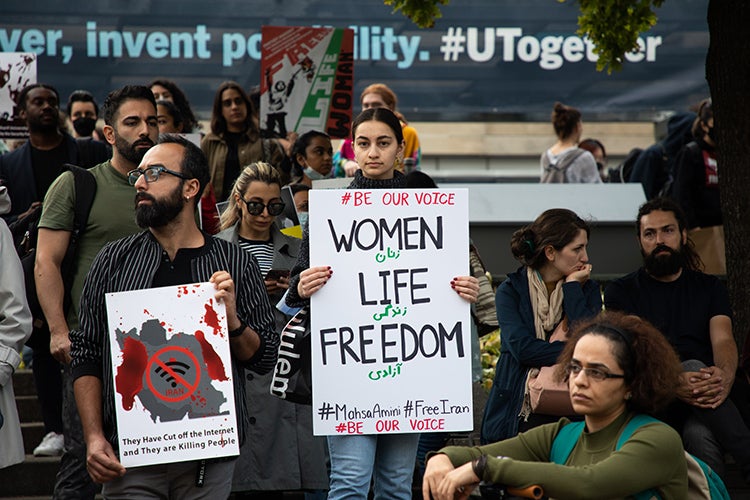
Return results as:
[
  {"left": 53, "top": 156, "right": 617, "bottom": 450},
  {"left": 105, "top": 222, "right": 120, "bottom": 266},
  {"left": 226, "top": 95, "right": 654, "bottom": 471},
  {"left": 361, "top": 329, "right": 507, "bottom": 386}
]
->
[{"left": 510, "top": 227, "right": 536, "bottom": 264}]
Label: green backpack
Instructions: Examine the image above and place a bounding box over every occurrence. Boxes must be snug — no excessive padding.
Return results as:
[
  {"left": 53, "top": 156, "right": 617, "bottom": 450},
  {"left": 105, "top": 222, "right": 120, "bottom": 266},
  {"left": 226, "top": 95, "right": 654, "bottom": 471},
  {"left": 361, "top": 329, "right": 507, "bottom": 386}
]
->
[{"left": 550, "top": 414, "right": 730, "bottom": 500}]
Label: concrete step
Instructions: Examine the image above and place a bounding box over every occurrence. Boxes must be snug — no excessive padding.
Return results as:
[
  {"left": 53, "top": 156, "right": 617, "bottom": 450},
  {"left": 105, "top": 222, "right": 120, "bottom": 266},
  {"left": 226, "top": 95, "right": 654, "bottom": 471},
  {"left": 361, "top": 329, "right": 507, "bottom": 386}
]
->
[
  {"left": 0, "top": 455, "right": 59, "bottom": 497},
  {"left": 20, "top": 422, "right": 47, "bottom": 456},
  {"left": 11, "top": 369, "right": 36, "bottom": 397},
  {"left": 15, "top": 394, "right": 42, "bottom": 424}
]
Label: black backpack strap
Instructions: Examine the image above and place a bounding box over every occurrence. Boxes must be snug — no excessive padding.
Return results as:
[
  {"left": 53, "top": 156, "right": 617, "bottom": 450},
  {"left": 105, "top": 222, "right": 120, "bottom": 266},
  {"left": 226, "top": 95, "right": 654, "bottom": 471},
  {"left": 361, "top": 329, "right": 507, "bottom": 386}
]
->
[
  {"left": 67, "top": 164, "right": 97, "bottom": 242},
  {"left": 60, "top": 164, "right": 97, "bottom": 312}
]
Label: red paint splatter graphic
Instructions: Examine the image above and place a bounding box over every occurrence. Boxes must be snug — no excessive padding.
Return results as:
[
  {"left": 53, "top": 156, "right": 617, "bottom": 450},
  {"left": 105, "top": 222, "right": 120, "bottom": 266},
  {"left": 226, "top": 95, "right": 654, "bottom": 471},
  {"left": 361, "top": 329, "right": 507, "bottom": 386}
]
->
[
  {"left": 116, "top": 337, "right": 148, "bottom": 410},
  {"left": 195, "top": 329, "right": 228, "bottom": 381},
  {"left": 191, "top": 389, "right": 208, "bottom": 408},
  {"left": 203, "top": 299, "right": 224, "bottom": 337}
]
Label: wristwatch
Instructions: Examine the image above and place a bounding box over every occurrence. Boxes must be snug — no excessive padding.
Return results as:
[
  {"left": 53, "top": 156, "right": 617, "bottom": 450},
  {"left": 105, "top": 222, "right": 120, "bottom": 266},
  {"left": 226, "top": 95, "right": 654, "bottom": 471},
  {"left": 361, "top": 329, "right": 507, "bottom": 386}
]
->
[
  {"left": 472, "top": 454, "right": 488, "bottom": 480},
  {"left": 228, "top": 321, "right": 246, "bottom": 338}
]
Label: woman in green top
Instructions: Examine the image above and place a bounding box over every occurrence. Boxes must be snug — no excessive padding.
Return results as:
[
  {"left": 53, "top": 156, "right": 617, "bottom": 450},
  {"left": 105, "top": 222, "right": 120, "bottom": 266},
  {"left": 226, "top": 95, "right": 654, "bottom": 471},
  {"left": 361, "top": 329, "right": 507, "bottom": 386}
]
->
[{"left": 423, "top": 311, "right": 688, "bottom": 500}]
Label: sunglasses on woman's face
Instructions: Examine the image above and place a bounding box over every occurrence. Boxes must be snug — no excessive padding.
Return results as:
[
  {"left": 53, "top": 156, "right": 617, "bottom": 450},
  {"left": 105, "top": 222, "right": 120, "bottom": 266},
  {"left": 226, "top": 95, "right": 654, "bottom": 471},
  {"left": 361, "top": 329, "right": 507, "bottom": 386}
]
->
[{"left": 240, "top": 196, "right": 285, "bottom": 216}]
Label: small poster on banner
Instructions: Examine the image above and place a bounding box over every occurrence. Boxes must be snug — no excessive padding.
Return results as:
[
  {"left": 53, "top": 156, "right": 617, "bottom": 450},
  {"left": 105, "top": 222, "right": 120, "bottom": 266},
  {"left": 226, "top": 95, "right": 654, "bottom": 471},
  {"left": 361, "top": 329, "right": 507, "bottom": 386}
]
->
[
  {"left": 260, "top": 26, "right": 354, "bottom": 139},
  {"left": 105, "top": 283, "right": 239, "bottom": 467},
  {"left": 309, "top": 189, "right": 473, "bottom": 435},
  {"left": 0, "top": 52, "right": 36, "bottom": 139}
]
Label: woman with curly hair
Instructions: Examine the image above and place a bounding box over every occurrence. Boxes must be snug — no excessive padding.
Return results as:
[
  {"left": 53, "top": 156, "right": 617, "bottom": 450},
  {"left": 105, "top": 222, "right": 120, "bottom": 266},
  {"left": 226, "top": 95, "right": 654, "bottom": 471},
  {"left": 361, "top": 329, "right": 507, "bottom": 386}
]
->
[{"left": 424, "top": 311, "right": 689, "bottom": 499}]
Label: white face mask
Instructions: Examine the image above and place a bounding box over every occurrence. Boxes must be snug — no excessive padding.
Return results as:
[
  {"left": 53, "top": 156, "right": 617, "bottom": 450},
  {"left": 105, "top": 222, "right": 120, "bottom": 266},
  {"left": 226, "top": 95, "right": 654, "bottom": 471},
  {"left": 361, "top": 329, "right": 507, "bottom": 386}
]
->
[
  {"left": 297, "top": 211, "right": 309, "bottom": 227},
  {"left": 304, "top": 167, "right": 328, "bottom": 180}
]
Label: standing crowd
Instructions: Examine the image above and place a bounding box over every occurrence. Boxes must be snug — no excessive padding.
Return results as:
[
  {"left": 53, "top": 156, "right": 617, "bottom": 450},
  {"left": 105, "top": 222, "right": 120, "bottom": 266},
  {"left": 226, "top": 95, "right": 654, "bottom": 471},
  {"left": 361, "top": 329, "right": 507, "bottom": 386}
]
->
[{"left": 0, "top": 75, "right": 738, "bottom": 500}]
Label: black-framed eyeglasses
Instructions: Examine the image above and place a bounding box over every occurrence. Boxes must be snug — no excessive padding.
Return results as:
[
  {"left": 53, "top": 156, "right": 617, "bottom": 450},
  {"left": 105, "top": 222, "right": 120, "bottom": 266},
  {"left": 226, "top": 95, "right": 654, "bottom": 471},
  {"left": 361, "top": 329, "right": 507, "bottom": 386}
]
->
[
  {"left": 240, "top": 195, "right": 285, "bottom": 216},
  {"left": 127, "top": 165, "right": 191, "bottom": 186},
  {"left": 565, "top": 362, "right": 625, "bottom": 381}
]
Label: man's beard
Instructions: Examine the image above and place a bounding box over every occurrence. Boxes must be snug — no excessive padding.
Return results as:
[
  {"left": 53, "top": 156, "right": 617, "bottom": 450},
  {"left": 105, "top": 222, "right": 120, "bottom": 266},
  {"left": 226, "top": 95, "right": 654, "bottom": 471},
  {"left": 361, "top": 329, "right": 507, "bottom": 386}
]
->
[
  {"left": 27, "top": 112, "right": 60, "bottom": 134},
  {"left": 115, "top": 133, "right": 154, "bottom": 165},
  {"left": 135, "top": 183, "right": 184, "bottom": 229},
  {"left": 643, "top": 244, "right": 685, "bottom": 277}
]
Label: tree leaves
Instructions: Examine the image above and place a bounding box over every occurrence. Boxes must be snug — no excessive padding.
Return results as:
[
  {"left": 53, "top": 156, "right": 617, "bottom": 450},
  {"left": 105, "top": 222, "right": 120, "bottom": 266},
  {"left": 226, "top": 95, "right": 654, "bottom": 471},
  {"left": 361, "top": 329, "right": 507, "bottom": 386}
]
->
[
  {"left": 384, "top": 0, "right": 449, "bottom": 28},
  {"left": 573, "top": 0, "right": 664, "bottom": 73}
]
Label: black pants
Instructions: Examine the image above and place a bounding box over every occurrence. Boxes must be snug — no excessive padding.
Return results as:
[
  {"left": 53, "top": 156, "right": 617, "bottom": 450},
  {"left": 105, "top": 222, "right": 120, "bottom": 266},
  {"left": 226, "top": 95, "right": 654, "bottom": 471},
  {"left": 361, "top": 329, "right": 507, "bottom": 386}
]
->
[
  {"left": 31, "top": 347, "right": 63, "bottom": 433},
  {"left": 53, "top": 364, "right": 99, "bottom": 499},
  {"left": 677, "top": 359, "right": 750, "bottom": 483}
]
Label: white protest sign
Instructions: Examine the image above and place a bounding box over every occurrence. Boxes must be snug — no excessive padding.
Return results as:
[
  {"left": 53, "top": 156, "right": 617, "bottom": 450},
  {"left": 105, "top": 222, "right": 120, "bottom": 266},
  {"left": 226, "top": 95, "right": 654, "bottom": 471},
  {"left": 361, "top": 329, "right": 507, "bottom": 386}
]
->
[
  {"left": 105, "top": 282, "right": 238, "bottom": 467},
  {"left": 309, "top": 188, "right": 473, "bottom": 435},
  {"left": 0, "top": 52, "right": 36, "bottom": 139}
]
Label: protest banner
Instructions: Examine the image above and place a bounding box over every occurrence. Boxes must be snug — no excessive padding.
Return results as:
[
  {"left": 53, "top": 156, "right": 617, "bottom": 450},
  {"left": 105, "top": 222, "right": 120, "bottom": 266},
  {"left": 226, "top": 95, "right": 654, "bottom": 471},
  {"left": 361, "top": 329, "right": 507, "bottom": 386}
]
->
[
  {"left": 3, "top": 2, "right": 709, "bottom": 119},
  {"left": 308, "top": 188, "right": 473, "bottom": 435},
  {"left": 260, "top": 26, "right": 354, "bottom": 139},
  {"left": 105, "top": 282, "right": 238, "bottom": 467},
  {"left": 0, "top": 52, "right": 36, "bottom": 139}
]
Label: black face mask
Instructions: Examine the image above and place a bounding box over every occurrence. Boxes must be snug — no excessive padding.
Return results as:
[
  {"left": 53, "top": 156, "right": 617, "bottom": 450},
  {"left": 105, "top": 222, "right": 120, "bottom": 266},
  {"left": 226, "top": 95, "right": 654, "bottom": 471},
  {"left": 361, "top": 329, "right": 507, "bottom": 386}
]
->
[{"left": 72, "top": 116, "right": 96, "bottom": 137}]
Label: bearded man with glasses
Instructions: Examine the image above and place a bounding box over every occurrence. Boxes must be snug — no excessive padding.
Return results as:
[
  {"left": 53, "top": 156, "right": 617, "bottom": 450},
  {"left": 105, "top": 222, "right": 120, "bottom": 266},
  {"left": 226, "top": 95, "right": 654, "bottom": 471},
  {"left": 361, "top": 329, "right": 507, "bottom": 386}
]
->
[{"left": 70, "top": 134, "right": 278, "bottom": 498}]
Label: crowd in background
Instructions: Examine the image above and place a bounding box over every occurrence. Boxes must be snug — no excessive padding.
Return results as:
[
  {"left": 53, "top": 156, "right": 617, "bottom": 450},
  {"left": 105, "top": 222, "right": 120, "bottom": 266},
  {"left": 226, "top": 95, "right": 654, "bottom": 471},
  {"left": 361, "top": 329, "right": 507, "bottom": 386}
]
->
[{"left": 0, "top": 75, "right": 732, "bottom": 500}]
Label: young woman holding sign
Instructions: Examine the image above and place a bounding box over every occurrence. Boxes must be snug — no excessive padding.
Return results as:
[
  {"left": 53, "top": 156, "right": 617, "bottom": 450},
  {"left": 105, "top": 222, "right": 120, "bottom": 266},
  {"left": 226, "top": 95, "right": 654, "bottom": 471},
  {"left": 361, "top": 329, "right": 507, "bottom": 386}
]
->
[{"left": 286, "top": 107, "right": 479, "bottom": 500}]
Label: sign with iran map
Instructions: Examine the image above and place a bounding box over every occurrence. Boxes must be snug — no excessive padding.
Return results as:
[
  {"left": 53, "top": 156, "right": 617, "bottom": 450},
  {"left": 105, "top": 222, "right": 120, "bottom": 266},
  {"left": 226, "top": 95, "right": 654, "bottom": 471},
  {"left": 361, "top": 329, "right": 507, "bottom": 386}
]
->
[{"left": 105, "top": 282, "right": 239, "bottom": 467}]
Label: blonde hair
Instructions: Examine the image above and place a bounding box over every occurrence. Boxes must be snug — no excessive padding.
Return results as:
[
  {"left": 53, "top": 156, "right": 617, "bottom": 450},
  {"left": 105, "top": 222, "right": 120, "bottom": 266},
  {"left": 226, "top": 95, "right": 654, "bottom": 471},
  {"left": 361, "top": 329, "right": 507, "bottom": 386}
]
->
[
  {"left": 219, "top": 162, "right": 282, "bottom": 230},
  {"left": 361, "top": 83, "right": 407, "bottom": 123}
]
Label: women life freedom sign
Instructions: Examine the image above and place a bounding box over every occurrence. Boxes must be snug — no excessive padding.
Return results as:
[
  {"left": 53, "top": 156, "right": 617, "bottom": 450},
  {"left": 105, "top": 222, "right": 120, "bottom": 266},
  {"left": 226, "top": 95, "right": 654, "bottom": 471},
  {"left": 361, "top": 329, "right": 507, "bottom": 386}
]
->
[
  {"left": 105, "top": 283, "right": 238, "bottom": 467},
  {"left": 308, "top": 189, "right": 473, "bottom": 435}
]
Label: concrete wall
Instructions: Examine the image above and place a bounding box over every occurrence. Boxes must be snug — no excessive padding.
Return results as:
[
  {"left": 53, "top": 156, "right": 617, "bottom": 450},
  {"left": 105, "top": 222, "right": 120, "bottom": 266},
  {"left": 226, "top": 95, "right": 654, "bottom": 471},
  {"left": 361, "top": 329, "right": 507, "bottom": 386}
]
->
[{"left": 412, "top": 121, "right": 657, "bottom": 181}]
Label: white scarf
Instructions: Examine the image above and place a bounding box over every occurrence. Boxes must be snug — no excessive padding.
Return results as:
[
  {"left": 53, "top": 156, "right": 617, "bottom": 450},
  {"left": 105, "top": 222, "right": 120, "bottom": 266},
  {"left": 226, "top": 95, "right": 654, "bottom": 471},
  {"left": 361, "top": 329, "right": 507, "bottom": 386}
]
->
[{"left": 521, "top": 267, "right": 565, "bottom": 419}]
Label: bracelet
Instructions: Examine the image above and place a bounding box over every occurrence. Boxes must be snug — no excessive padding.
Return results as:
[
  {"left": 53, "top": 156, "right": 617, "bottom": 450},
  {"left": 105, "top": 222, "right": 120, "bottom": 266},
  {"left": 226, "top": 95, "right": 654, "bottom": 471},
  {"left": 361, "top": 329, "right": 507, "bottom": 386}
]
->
[
  {"left": 228, "top": 321, "right": 246, "bottom": 338},
  {"left": 472, "top": 454, "right": 487, "bottom": 480}
]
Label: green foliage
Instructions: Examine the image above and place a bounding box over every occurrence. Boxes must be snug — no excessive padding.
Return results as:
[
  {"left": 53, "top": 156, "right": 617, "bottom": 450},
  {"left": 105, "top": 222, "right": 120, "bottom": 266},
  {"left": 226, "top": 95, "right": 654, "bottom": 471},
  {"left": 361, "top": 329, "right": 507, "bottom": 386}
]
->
[
  {"left": 384, "top": 0, "right": 449, "bottom": 28},
  {"left": 566, "top": 0, "right": 664, "bottom": 72},
  {"left": 480, "top": 329, "right": 501, "bottom": 391}
]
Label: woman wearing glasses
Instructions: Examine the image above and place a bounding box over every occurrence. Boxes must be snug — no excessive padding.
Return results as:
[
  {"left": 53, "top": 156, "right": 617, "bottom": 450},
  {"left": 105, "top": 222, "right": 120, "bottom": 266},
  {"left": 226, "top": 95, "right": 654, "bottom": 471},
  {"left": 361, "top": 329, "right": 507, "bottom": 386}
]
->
[
  {"left": 423, "top": 311, "right": 688, "bottom": 499},
  {"left": 481, "top": 209, "right": 601, "bottom": 445},
  {"left": 216, "top": 162, "right": 329, "bottom": 498}
]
